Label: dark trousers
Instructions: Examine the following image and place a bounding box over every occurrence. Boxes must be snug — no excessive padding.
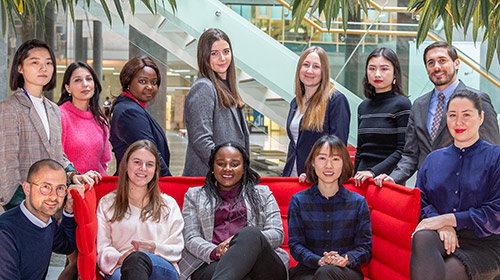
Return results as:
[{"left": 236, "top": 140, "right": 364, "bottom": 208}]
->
[
  {"left": 192, "top": 227, "right": 287, "bottom": 280},
  {"left": 289, "top": 263, "right": 363, "bottom": 280}
]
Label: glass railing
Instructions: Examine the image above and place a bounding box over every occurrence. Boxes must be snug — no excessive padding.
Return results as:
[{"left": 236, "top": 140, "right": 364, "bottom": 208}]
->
[{"left": 226, "top": 1, "right": 500, "bottom": 107}]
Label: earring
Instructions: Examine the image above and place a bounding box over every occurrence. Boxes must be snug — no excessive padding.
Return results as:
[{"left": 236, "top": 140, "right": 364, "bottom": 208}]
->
[
  {"left": 393, "top": 79, "right": 396, "bottom": 84},
  {"left": 69, "top": 93, "right": 72, "bottom": 96}
]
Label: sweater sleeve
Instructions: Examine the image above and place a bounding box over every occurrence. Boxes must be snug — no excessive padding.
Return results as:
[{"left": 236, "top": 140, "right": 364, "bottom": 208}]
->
[
  {"left": 154, "top": 196, "right": 184, "bottom": 263},
  {"left": 345, "top": 199, "right": 372, "bottom": 268},
  {"left": 52, "top": 214, "right": 78, "bottom": 254},
  {"left": 100, "top": 125, "right": 112, "bottom": 175},
  {"left": 327, "top": 92, "right": 350, "bottom": 145},
  {"left": 370, "top": 98, "right": 411, "bottom": 175},
  {"left": 258, "top": 186, "right": 285, "bottom": 249},
  {"left": 0, "top": 226, "right": 21, "bottom": 280},
  {"left": 96, "top": 197, "right": 122, "bottom": 275}
]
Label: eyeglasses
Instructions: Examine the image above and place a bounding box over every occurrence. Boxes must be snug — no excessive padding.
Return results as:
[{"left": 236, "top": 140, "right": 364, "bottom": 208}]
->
[{"left": 29, "top": 182, "right": 68, "bottom": 197}]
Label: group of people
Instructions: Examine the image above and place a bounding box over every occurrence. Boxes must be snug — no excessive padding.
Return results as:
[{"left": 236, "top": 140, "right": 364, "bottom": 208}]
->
[{"left": 0, "top": 25, "right": 497, "bottom": 280}]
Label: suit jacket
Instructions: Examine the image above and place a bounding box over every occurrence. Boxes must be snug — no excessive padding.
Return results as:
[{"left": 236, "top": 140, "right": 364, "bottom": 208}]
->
[
  {"left": 178, "top": 185, "right": 289, "bottom": 280},
  {"left": 183, "top": 78, "right": 250, "bottom": 176},
  {"left": 390, "top": 81, "right": 500, "bottom": 184},
  {"left": 282, "top": 91, "right": 350, "bottom": 176},
  {"left": 0, "top": 89, "right": 70, "bottom": 206},
  {"left": 109, "top": 95, "right": 171, "bottom": 176}
]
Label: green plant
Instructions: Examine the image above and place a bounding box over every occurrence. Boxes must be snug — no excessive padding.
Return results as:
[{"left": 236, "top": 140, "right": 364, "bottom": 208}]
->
[
  {"left": 291, "top": 0, "right": 500, "bottom": 70},
  {"left": 1, "top": 0, "right": 176, "bottom": 35}
]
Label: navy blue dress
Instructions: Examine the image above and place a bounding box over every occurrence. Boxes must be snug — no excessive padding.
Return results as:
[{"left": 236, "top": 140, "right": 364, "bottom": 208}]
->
[{"left": 416, "top": 139, "right": 500, "bottom": 279}]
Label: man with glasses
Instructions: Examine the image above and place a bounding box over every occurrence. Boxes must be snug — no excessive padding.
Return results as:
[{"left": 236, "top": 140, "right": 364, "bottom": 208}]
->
[{"left": 0, "top": 159, "right": 84, "bottom": 279}]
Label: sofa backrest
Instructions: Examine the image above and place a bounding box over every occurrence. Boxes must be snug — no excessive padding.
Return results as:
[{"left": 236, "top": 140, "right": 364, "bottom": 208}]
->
[{"left": 72, "top": 176, "right": 420, "bottom": 280}]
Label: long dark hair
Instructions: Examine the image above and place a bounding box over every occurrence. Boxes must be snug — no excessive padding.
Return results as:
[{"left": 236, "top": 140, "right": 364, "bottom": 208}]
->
[
  {"left": 10, "top": 39, "right": 57, "bottom": 92},
  {"left": 109, "top": 140, "right": 168, "bottom": 223},
  {"left": 57, "top": 61, "right": 107, "bottom": 129},
  {"left": 197, "top": 28, "right": 244, "bottom": 109},
  {"left": 362, "top": 47, "right": 406, "bottom": 98},
  {"left": 203, "top": 142, "right": 262, "bottom": 220}
]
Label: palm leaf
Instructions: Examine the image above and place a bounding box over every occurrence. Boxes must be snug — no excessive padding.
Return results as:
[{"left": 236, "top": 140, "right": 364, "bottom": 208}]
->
[
  {"left": 98, "top": 0, "right": 112, "bottom": 24},
  {"left": 129, "top": 0, "right": 135, "bottom": 14},
  {"left": 112, "top": 0, "right": 124, "bottom": 22},
  {"left": 462, "top": 0, "right": 480, "bottom": 35}
]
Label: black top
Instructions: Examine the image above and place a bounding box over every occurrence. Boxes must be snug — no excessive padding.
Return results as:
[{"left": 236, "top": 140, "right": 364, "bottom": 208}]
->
[{"left": 354, "top": 90, "right": 411, "bottom": 175}]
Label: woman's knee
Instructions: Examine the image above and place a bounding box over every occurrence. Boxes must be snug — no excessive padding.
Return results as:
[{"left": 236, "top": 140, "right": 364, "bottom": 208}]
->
[
  {"left": 412, "top": 230, "right": 440, "bottom": 248},
  {"left": 314, "top": 265, "right": 343, "bottom": 279},
  {"left": 123, "top": 251, "right": 151, "bottom": 268}
]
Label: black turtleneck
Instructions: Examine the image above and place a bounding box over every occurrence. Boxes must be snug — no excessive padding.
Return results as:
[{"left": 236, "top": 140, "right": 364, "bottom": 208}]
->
[{"left": 354, "top": 90, "right": 412, "bottom": 175}]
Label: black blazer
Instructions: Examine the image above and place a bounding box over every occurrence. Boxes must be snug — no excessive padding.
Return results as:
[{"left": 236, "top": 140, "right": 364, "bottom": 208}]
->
[
  {"left": 110, "top": 95, "right": 171, "bottom": 176},
  {"left": 282, "top": 91, "right": 350, "bottom": 177}
]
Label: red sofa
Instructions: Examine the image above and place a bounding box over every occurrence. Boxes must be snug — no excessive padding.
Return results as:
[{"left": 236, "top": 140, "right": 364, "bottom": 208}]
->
[{"left": 71, "top": 177, "right": 420, "bottom": 280}]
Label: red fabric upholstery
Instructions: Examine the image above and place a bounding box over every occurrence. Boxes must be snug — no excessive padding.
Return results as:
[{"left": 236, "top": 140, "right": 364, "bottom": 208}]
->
[
  {"left": 73, "top": 176, "right": 419, "bottom": 280},
  {"left": 71, "top": 184, "right": 97, "bottom": 280}
]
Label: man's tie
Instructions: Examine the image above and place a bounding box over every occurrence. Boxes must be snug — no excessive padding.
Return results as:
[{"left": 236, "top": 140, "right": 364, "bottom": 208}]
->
[{"left": 430, "top": 92, "right": 445, "bottom": 140}]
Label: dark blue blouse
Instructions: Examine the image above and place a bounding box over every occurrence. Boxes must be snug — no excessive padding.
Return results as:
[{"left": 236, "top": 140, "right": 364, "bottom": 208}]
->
[{"left": 416, "top": 138, "right": 500, "bottom": 238}]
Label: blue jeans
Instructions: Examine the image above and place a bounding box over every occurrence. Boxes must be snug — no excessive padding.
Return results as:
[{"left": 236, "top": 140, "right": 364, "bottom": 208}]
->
[{"left": 105, "top": 252, "right": 178, "bottom": 280}]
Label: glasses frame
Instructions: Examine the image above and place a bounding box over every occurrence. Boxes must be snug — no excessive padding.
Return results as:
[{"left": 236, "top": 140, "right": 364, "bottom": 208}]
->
[{"left": 28, "top": 181, "right": 68, "bottom": 198}]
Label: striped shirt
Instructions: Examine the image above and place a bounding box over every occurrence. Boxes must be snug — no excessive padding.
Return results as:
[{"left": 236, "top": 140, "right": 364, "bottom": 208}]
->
[
  {"left": 287, "top": 184, "right": 372, "bottom": 269},
  {"left": 354, "top": 90, "right": 411, "bottom": 175}
]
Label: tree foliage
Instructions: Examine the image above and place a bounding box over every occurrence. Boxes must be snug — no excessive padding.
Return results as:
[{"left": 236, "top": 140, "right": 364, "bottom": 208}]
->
[
  {"left": 291, "top": 0, "right": 500, "bottom": 70},
  {"left": 0, "top": 0, "right": 177, "bottom": 35}
]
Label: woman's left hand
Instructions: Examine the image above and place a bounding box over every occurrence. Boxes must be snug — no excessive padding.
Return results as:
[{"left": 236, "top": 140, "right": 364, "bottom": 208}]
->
[
  {"left": 413, "top": 214, "right": 457, "bottom": 237},
  {"left": 354, "top": 171, "right": 374, "bottom": 187},
  {"left": 72, "top": 170, "right": 101, "bottom": 190},
  {"left": 131, "top": 240, "right": 156, "bottom": 254},
  {"left": 438, "top": 226, "right": 459, "bottom": 255}
]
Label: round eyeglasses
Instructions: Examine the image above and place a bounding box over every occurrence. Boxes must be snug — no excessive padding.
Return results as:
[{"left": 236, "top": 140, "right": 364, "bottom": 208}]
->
[{"left": 29, "top": 182, "right": 68, "bottom": 198}]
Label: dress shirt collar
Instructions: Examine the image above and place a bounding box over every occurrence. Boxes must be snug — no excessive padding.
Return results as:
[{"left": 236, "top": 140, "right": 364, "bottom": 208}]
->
[
  {"left": 19, "top": 200, "right": 52, "bottom": 228},
  {"left": 433, "top": 79, "right": 460, "bottom": 101},
  {"left": 311, "top": 183, "right": 349, "bottom": 200}
]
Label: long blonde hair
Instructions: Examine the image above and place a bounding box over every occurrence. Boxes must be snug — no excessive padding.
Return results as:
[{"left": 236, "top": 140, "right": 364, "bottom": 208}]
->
[{"left": 295, "top": 46, "right": 334, "bottom": 132}]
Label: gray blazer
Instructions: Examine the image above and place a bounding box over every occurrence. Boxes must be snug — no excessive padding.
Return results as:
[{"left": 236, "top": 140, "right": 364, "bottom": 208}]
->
[
  {"left": 183, "top": 78, "right": 250, "bottom": 176},
  {"left": 0, "top": 89, "right": 70, "bottom": 206},
  {"left": 178, "top": 185, "right": 289, "bottom": 280},
  {"left": 390, "top": 81, "right": 500, "bottom": 184}
]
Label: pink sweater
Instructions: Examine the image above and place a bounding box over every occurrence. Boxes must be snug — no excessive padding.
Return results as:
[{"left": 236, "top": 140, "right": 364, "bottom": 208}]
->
[{"left": 59, "top": 101, "right": 111, "bottom": 175}]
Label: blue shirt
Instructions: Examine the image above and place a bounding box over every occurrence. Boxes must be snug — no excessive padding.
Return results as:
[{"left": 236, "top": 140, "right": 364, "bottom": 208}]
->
[
  {"left": 416, "top": 139, "right": 500, "bottom": 237},
  {"left": 426, "top": 79, "right": 460, "bottom": 134},
  {"left": 287, "top": 184, "right": 372, "bottom": 269}
]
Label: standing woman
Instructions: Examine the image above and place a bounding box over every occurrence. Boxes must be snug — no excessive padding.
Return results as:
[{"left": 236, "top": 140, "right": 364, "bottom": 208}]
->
[
  {"left": 179, "top": 142, "right": 288, "bottom": 280},
  {"left": 410, "top": 91, "right": 500, "bottom": 280},
  {"left": 97, "top": 140, "right": 184, "bottom": 280},
  {"left": 58, "top": 61, "right": 111, "bottom": 175},
  {"left": 110, "top": 56, "right": 171, "bottom": 176},
  {"left": 0, "top": 39, "right": 96, "bottom": 213},
  {"left": 353, "top": 47, "right": 411, "bottom": 186},
  {"left": 183, "top": 28, "right": 250, "bottom": 176},
  {"left": 288, "top": 135, "right": 372, "bottom": 280},
  {"left": 282, "top": 46, "right": 350, "bottom": 177}
]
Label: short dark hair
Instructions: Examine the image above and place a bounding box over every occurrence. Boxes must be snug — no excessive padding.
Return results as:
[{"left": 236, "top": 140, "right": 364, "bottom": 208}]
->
[
  {"left": 26, "top": 159, "right": 65, "bottom": 182},
  {"left": 423, "top": 41, "right": 458, "bottom": 64},
  {"left": 447, "top": 89, "right": 483, "bottom": 115},
  {"left": 362, "top": 47, "right": 406, "bottom": 98},
  {"left": 119, "top": 56, "right": 161, "bottom": 92},
  {"left": 304, "top": 135, "right": 353, "bottom": 185},
  {"left": 57, "top": 61, "right": 107, "bottom": 128},
  {"left": 10, "top": 39, "right": 57, "bottom": 91}
]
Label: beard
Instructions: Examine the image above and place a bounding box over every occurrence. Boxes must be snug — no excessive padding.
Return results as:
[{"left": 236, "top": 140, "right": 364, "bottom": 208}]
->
[{"left": 430, "top": 68, "right": 456, "bottom": 87}]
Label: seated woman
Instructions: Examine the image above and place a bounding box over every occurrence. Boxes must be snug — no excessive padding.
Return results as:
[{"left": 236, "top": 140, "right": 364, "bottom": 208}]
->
[
  {"left": 410, "top": 90, "right": 500, "bottom": 280},
  {"left": 97, "top": 140, "right": 184, "bottom": 280},
  {"left": 179, "top": 142, "right": 289, "bottom": 280},
  {"left": 288, "top": 135, "right": 372, "bottom": 280}
]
